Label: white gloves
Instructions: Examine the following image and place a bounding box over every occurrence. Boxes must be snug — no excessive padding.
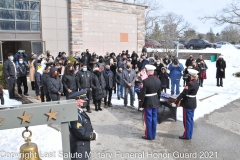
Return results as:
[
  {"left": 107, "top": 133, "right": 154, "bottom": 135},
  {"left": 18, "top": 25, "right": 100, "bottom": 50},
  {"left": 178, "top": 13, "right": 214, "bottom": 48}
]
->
[{"left": 93, "top": 130, "right": 98, "bottom": 140}]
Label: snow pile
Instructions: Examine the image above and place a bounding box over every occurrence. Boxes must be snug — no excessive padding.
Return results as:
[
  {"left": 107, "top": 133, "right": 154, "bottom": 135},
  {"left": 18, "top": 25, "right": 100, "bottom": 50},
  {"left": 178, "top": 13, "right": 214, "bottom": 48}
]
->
[{"left": 0, "top": 90, "right": 22, "bottom": 108}]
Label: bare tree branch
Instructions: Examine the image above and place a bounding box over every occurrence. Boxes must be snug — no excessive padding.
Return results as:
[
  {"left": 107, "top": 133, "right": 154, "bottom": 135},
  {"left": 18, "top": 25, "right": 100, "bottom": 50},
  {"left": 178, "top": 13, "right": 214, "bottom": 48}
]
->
[{"left": 201, "top": 0, "right": 240, "bottom": 26}]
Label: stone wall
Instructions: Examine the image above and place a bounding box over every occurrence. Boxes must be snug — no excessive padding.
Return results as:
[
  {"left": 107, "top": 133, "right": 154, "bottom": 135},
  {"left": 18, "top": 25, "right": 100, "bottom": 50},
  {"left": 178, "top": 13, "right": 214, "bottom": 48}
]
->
[
  {"left": 69, "top": 0, "right": 146, "bottom": 55},
  {"left": 148, "top": 51, "right": 221, "bottom": 61}
]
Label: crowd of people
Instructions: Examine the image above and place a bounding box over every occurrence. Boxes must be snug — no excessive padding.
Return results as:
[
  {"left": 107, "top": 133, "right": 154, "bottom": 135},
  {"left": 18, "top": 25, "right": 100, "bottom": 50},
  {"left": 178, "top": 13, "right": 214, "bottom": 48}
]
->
[{"left": 3, "top": 49, "right": 227, "bottom": 111}]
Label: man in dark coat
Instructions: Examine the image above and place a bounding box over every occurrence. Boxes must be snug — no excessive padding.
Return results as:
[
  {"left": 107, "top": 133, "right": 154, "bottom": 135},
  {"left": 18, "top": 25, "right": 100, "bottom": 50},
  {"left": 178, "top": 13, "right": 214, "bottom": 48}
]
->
[
  {"left": 76, "top": 63, "right": 93, "bottom": 113},
  {"left": 142, "top": 46, "right": 147, "bottom": 54},
  {"left": 175, "top": 69, "right": 199, "bottom": 140},
  {"left": 139, "top": 65, "right": 161, "bottom": 140},
  {"left": 185, "top": 54, "right": 194, "bottom": 68},
  {"left": 123, "top": 63, "right": 136, "bottom": 107},
  {"left": 16, "top": 57, "right": 29, "bottom": 96},
  {"left": 163, "top": 55, "right": 171, "bottom": 66},
  {"left": 138, "top": 55, "right": 149, "bottom": 70},
  {"left": 154, "top": 58, "right": 164, "bottom": 77},
  {"left": 81, "top": 49, "right": 91, "bottom": 65},
  {"left": 3, "top": 53, "right": 17, "bottom": 99},
  {"left": 92, "top": 67, "right": 106, "bottom": 111},
  {"left": 103, "top": 65, "right": 115, "bottom": 107},
  {"left": 68, "top": 91, "right": 98, "bottom": 160},
  {"left": 216, "top": 56, "right": 226, "bottom": 87},
  {"left": 41, "top": 66, "right": 51, "bottom": 102}
]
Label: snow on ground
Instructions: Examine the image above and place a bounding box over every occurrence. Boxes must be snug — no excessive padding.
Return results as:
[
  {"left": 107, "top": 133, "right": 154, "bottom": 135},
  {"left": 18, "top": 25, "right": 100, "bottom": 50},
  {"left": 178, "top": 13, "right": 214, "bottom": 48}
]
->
[
  {"left": 0, "top": 47, "right": 239, "bottom": 159},
  {"left": 0, "top": 90, "right": 22, "bottom": 108}
]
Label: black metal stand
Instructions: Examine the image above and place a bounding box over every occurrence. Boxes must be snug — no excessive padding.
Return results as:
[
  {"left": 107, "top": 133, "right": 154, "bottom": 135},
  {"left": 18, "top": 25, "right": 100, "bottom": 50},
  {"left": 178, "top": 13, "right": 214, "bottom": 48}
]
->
[{"left": 158, "top": 99, "right": 177, "bottom": 124}]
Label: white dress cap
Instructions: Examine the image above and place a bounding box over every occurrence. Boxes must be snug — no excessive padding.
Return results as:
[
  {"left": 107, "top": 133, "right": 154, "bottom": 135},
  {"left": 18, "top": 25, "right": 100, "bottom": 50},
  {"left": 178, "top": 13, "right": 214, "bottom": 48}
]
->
[
  {"left": 187, "top": 69, "right": 198, "bottom": 76},
  {"left": 145, "top": 64, "right": 156, "bottom": 71}
]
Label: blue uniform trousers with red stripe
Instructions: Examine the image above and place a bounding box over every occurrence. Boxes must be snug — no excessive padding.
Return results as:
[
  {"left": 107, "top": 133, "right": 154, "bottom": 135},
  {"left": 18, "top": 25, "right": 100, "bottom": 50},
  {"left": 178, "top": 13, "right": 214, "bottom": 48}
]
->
[
  {"left": 143, "top": 107, "right": 158, "bottom": 140},
  {"left": 183, "top": 108, "right": 195, "bottom": 139}
]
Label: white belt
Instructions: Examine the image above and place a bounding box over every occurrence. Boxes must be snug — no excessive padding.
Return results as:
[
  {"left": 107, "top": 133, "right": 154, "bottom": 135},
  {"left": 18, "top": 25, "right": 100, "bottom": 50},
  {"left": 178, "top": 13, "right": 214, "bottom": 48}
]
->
[
  {"left": 145, "top": 93, "right": 157, "bottom": 97},
  {"left": 186, "top": 95, "right": 196, "bottom": 98}
]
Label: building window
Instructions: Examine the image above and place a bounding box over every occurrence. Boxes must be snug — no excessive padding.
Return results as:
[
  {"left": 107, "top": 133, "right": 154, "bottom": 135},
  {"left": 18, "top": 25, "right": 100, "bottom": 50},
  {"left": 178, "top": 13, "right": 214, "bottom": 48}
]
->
[{"left": 0, "top": 0, "right": 40, "bottom": 31}]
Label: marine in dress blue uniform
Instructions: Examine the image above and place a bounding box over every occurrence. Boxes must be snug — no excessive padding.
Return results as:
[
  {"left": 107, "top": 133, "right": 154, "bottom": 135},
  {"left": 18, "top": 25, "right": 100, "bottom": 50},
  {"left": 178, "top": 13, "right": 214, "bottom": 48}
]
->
[
  {"left": 175, "top": 69, "right": 199, "bottom": 140},
  {"left": 139, "top": 65, "right": 161, "bottom": 140}
]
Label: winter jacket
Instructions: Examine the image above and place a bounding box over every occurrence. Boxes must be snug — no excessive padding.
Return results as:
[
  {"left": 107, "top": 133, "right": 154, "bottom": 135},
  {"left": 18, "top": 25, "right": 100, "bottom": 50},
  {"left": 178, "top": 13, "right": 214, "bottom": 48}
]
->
[
  {"left": 159, "top": 72, "right": 169, "bottom": 88},
  {"left": 103, "top": 70, "right": 115, "bottom": 89},
  {"left": 185, "top": 58, "right": 194, "bottom": 67},
  {"left": 47, "top": 68, "right": 63, "bottom": 94},
  {"left": 115, "top": 71, "right": 124, "bottom": 86},
  {"left": 131, "top": 53, "right": 139, "bottom": 64},
  {"left": 163, "top": 58, "right": 171, "bottom": 66},
  {"left": 135, "top": 75, "right": 142, "bottom": 87},
  {"left": 122, "top": 69, "right": 136, "bottom": 87},
  {"left": 41, "top": 70, "right": 50, "bottom": 95},
  {"left": 168, "top": 63, "right": 184, "bottom": 79},
  {"left": 198, "top": 63, "right": 208, "bottom": 73},
  {"left": 62, "top": 73, "right": 78, "bottom": 93},
  {"left": 35, "top": 71, "right": 42, "bottom": 87},
  {"left": 154, "top": 62, "right": 164, "bottom": 77},
  {"left": 81, "top": 52, "right": 91, "bottom": 64},
  {"left": 91, "top": 71, "right": 106, "bottom": 100},
  {"left": 16, "top": 61, "right": 29, "bottom": 77},
  {"left": 216, "top": 59, "right": 226, "bottom": 78},
  {"left": 3, "top": 59, "right": 16, "bottom": 78},
  {"left": 14, "top": 52, "right": 27, "bottom": 62},
  {"left": 76, "top": 70, "right": 92, "bottom": 90},
  {"left": 139, "top": 59, "right": 149, "bottom": 70}
]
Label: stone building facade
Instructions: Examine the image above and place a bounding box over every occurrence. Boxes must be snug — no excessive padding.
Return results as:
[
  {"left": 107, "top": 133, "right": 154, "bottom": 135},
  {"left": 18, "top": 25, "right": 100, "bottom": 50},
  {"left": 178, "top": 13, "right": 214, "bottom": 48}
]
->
[{"left": 69, "top": 0, "right": 147, "bottom": 55}]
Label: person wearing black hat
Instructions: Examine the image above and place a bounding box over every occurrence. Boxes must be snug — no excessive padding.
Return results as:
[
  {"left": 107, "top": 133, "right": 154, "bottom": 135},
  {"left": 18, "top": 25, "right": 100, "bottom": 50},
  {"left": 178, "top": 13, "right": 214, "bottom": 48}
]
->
[
  {"left": 3, "top": 53, "right": 17, "bottom": 99},
  {"left": 175, "top": 69, "right": 199, "bottom": 140},
  {"left": 16, "top": 57, "right": 29, "bottom": 96},
  {"left": 76, "top": 63, "right": 93, "bottom": 113},
  {"left": 68, "top": 90, "right": 98, "bottom": 160}
]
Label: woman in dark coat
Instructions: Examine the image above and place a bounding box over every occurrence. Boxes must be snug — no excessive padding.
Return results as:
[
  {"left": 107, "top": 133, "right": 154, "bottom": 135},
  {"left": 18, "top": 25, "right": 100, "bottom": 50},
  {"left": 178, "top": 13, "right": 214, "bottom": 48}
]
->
[
  {"left": 41, "top": 65, "right": 51, "bottom": 102},
  {"left": 62, "top": 64, "right": 78, "bottom": 99},
  {"left": 92, "top": 67, "right": 106, "bottom": 111},
  {"left": 159, "top": 67, "right": 169, "bottom": 93},
  {"left": 198, "top": 60, "right": 208, "bottom": 87},
  {"left": 216, "top": 56, "right": 226, "bottom": 87},
  {"left": 154, "top": 58, "right": 165, "bottom": 77},
  {"left": 47, "top": 67, "right": 63, "bottom": 101}
]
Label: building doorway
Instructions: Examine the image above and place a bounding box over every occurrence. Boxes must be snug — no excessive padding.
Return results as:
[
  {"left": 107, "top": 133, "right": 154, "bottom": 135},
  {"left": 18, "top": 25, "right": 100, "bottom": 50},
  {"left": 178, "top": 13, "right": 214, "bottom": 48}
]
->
[{"left": 0, "top": 41, "right": 45, "bottom": 62}]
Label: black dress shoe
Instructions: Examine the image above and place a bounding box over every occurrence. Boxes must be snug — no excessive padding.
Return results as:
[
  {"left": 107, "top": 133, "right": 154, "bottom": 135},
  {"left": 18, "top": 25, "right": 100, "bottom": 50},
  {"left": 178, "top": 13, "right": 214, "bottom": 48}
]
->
[
  {"left": 98, "top": 108, "right": 102, "bottom": 111},
  {"left": 179, "top": 136, "right": 190, "bottom": 140},
  {"left": 142, "top": 136, "right": 151, "bottom": 140},
  {"left": 108, "top": 103, "right": 112, "bottom": 107},
  {"left": 95, "top": 108, "right": 98, "bottom": 111},
  {"left": 24, "top": 93, "right": 29, "bottom": 96},
  {"left": 87, "top": 110, "right": 92, "bottom": 113}
]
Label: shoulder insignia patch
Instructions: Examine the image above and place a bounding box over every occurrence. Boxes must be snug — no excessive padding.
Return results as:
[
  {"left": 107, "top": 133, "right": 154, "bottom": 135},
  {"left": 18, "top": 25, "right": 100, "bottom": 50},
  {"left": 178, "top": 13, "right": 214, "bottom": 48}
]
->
[{"left": 76, "top": 122, "right": 82, "bottom": 128}]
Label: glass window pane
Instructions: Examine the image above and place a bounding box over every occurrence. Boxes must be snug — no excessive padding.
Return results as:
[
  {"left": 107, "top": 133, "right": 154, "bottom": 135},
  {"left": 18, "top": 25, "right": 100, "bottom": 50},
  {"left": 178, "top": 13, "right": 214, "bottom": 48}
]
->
[
  {"left": 16, "top": 21, "right": 30, "bottom": 30},
  {"left": 31, "top": 22, "right": 40, "bottom": 31},
  {"left": 16, "top": 11, "right": 29, "bottom": 20},
  {"left": 0, "top": 0, "right": 14, "bottom": 9},
  {"left": 0, "top": 21, "right": 15, "bottom": 30},
  {"left": 32, "top": 42, "right": 42, "bottom": 54},
  {"left": 0, "top": 10, "right": 14, "bottom": 20},
  {"left": 15, "top": 1, "right": 29, "bottom": 10},
  {"left": 30, "top": 12, "right": 39, "bottom": 21},
  {"left": 30, "top": 2, "right": 39, "bottom": 11}
]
